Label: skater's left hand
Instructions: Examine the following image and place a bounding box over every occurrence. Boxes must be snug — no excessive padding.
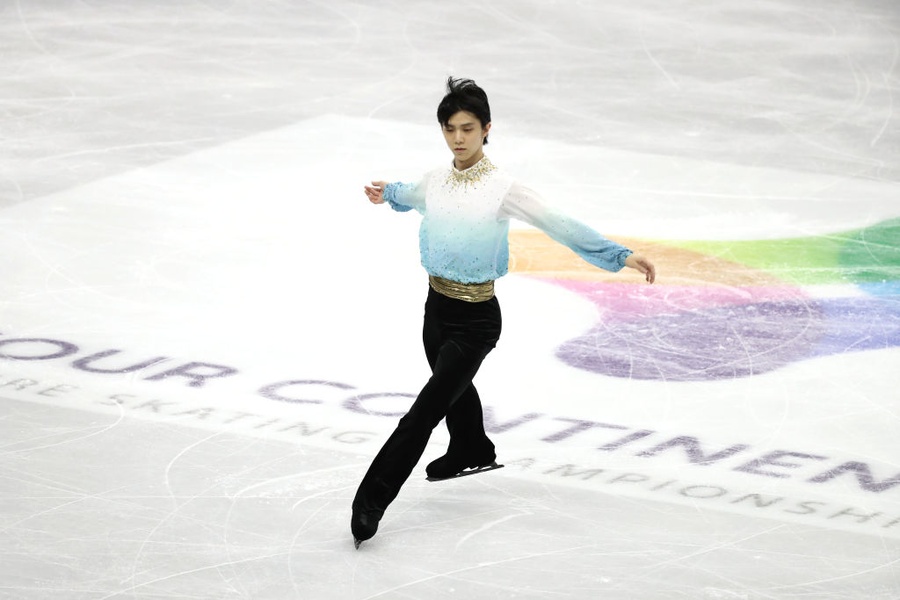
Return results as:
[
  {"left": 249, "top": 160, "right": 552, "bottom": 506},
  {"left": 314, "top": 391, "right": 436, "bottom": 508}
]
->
[{"left": 625, "top": 254, "right": 656, "bottom": 283}]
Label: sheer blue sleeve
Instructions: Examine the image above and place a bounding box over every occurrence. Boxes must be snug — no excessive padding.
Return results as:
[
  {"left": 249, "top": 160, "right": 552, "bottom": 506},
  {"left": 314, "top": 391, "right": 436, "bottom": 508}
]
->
[
  {"left": 500, "top": 182, "right": 632, "bottom": 272},
  {"left": 384, "top": 180, "right": 426, "bottom": 214}
]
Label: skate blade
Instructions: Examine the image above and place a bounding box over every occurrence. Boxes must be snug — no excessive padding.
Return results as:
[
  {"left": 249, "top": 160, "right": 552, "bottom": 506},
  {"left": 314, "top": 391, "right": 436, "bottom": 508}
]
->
[
  {"left": 354, "top": 537, "right": 362, "bottom": 550},
  {"left": 426, "top": 462, "right": 504, "bottom": 482}
]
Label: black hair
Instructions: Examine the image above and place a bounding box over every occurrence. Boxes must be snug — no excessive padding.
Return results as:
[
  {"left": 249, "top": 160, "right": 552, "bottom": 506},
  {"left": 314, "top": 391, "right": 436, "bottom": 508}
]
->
[{"left": 436, "top": 77, "right": 491, "bottom": 145}]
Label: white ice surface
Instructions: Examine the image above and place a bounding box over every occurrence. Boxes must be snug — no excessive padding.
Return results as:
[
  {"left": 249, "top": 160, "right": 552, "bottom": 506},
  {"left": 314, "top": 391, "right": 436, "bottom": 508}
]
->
[{"left": 1, "top": 1, "right": 899, "bottom": 599}]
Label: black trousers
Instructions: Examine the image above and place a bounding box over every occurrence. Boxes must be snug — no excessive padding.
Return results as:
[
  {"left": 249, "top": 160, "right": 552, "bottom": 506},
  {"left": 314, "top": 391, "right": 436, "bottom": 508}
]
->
[{"left": 352, "top": 285, "right": 502, "bottom": 516}]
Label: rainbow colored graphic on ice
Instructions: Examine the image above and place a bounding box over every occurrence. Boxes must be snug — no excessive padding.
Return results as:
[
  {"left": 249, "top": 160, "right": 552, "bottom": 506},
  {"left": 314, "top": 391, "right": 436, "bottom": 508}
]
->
[{"left": 509, "top": 218, "right": 900, "bottom": 381}]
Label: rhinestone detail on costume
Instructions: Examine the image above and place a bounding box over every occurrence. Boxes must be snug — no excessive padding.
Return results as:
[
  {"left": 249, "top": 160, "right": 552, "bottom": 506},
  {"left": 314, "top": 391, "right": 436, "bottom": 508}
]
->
[{"left": 445, "top": 156, "right": 497, "bottom": 191}]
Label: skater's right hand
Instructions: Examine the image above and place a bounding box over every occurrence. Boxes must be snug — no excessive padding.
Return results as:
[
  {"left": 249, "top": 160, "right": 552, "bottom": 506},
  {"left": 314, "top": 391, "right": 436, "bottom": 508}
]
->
[{"left": 364, "top": 181, "right": 388, "bottom": 205}]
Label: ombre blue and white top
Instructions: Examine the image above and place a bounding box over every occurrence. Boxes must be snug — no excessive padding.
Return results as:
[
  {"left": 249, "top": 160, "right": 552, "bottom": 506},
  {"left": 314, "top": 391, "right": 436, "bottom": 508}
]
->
[{"left": 383, "top": 156, "right": 632, "bottom": 284}]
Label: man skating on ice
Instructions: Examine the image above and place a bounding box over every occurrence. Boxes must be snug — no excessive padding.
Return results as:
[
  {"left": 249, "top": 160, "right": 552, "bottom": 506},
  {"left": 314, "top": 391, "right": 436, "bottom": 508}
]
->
[{"left": 351, "top": 77, "right": 656, "bottom": 548}]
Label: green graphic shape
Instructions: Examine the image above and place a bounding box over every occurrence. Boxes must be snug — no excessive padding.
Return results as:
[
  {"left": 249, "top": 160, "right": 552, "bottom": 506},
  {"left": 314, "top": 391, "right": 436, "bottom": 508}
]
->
[{"left": 667, "top": 217, "right": 900, "bottom": 286}]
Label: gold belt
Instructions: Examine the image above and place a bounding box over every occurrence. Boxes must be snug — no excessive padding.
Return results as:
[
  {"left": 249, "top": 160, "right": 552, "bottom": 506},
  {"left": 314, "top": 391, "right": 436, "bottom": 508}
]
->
[{"left": 428, "top": 275, "right": 495, "bottom": 303}]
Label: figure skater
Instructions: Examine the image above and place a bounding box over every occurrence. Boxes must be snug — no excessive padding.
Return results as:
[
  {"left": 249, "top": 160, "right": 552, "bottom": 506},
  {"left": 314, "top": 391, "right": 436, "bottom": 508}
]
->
[{"left": 351, "top": 77, "right": 656, "bottom": 548}]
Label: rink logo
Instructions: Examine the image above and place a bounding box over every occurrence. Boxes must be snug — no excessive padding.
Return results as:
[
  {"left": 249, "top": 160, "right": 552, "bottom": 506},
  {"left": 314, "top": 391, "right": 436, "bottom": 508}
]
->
[
  {"left": 508, "top": 217, "right": 900, "bottom": 381},
  {"left": 0, "top": 337, "right": 237, "bottom": 387},
  {"left": 1, "top": 333, "right": 899, "bottom": 502}
]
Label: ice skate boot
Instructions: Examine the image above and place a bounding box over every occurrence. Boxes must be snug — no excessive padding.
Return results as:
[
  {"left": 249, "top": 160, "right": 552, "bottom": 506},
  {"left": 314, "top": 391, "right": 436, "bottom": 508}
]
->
[
  {"left": 350, "top": 507, "right": 381, "bottom": 549},
  {"left": 425, "top": 449, "right": 503, "bottom": 481},
  {"left": 350, "top": 478, "right": 391, "bottom": 549}
]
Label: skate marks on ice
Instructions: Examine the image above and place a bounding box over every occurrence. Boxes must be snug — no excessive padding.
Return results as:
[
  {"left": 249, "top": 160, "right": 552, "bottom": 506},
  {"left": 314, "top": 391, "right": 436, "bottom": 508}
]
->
[
  {"left": 0, "top": 399, "right": 362, "bottom": 599},
  {"left": 5, "top": 399, "right": 899, "bottom": 599},
  {"left": 349, "top": 471, "right": 900, "bottom": 599}
]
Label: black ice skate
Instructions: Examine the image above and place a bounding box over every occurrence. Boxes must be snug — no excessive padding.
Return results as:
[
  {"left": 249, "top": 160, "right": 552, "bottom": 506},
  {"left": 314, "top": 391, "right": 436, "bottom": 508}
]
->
[
  {"left": 425, "top": 452, "right": 503, "bottom": 481},
  {"left": 351, "top": 477, "right": 392, "bottom": 549},
  {"left": 351, "top": 508, "right": 381, "bottom": 549}
]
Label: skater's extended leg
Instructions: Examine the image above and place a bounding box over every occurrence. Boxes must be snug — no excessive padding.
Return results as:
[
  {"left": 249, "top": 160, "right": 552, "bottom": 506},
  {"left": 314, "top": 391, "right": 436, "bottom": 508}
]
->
[
  {"left": 352, "top": 290, "right": 501, "bottom": 545},
  {"left": 354, "top": 338, "right": 492, "bottom": 504}
]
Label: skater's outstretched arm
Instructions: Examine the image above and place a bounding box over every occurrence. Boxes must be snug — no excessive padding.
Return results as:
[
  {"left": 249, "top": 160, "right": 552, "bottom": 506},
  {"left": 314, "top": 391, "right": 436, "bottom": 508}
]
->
[
  {"left": 501, "top": 182, "right": 656, "bottom": 282},
  {"left": 364, "top": 179, "right": 427, "bottom": 213}
]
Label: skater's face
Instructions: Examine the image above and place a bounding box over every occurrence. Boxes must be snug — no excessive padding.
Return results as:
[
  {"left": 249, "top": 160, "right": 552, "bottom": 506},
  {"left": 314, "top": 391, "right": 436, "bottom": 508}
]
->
[{"left": 442, "top": 110, "right": 491, "bottom": 170}]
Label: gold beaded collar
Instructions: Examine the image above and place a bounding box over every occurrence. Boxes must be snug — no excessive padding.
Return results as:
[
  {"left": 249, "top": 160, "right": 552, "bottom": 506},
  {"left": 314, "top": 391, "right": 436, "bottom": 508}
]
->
[{"left": 446, "top": 156, "right": 497, "bottom": 190}]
